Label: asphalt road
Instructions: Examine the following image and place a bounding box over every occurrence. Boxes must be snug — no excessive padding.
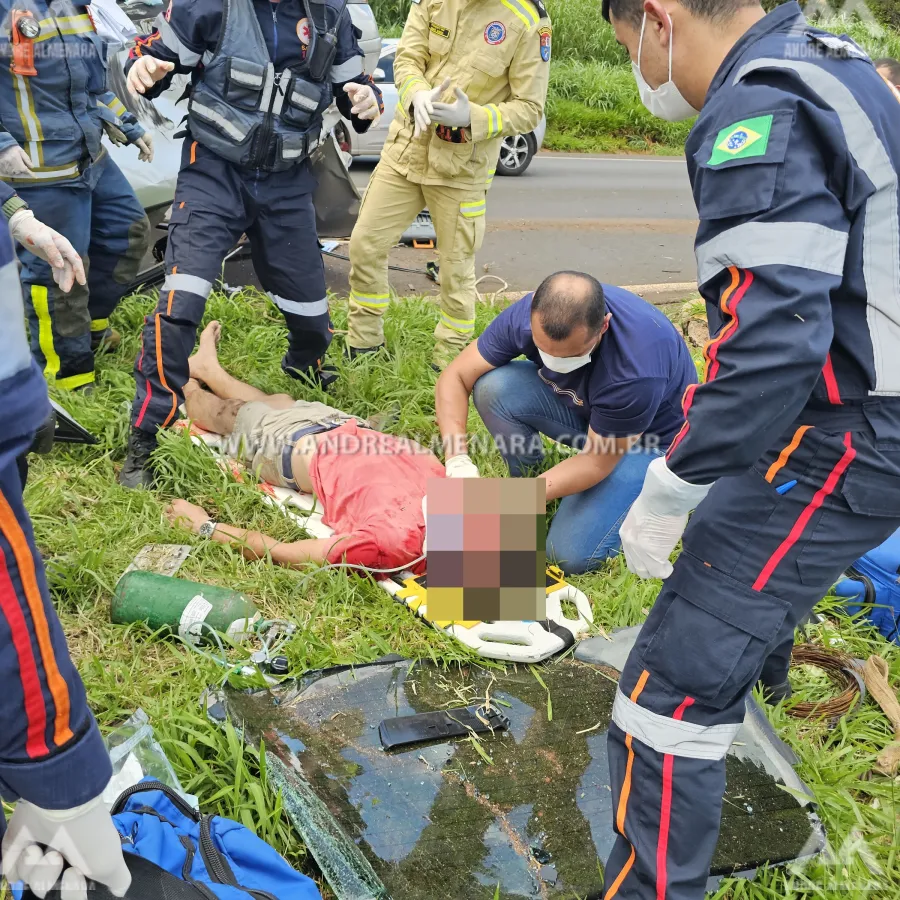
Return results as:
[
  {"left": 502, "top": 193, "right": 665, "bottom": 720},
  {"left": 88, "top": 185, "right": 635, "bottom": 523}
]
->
[{"left": 327, "top": 153, "right": 699, "bottom": 302}]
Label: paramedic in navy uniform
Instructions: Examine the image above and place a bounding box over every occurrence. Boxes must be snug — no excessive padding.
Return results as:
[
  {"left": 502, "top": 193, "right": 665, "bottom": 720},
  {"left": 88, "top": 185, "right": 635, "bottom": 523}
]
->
[
  {"left": 601, "top": 0, "right": 900, "bottom": 898},
  {"left": 119, "top": 0, "right": 383, "bottom": 488},
  {"left": 0, "top": 222, "right": 129, "bottom": 897}
]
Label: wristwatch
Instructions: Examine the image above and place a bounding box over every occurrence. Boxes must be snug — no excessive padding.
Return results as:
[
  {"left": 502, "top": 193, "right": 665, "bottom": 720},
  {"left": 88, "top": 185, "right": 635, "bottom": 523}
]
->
[
  {"left": 198, "top": 520, "right": 218, "bottom": 540},
  {"left": 2, "top": 195, "right": 28, "bottom": 221}
]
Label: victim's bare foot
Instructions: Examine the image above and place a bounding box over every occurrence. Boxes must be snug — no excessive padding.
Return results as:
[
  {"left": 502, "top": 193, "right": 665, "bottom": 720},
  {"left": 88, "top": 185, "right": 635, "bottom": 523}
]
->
[{"left": 189, "top": 321, "right": 222, "bottom": 381}]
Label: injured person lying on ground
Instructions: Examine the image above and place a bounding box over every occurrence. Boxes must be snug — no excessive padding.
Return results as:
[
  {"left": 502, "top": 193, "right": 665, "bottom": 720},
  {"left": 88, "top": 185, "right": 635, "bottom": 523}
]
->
[{"left": 166, "top": 322, "right": 444, "bottom": 571}]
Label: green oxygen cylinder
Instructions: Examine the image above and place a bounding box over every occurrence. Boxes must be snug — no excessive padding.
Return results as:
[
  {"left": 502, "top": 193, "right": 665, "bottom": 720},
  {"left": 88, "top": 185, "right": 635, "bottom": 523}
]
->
[{"left": 112, "top": 571, "right": 262, "bottom": 644}]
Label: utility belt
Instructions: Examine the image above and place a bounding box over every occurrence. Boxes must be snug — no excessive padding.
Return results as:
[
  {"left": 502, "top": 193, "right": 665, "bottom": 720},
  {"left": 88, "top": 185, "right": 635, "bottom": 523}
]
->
[{"left": 796, "top": 398, "right": 900, "bottom": 437}]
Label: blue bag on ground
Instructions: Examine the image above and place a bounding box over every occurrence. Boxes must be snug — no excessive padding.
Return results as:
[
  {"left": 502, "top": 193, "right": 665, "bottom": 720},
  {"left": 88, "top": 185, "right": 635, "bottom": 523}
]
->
[
  {"left": 835, "top": 527, "right": 900, "bottom": 644},
  {"left": 100, "top": 779, "right": 321, "bottom": 900}
]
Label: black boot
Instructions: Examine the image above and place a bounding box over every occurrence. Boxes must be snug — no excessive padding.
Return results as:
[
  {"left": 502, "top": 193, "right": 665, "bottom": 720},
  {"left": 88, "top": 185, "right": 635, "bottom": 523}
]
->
[
  {"left": 282, "top": 357, "right": 340, "bottom": 391},
  {"left": 118, "top": 427, "right": 157, "bottom": 489},
  {"left": 759, "top": 679, "right": 793, "bottom": 705},
  {"left": 346, "top": 343, "right": 386, "bottom": 361}
]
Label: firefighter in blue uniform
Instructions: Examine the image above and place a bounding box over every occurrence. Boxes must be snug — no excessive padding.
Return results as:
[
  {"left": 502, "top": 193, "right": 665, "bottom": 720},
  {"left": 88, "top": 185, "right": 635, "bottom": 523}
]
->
[
  {"left": 119, "top": 0, "right": 383, "bottom": 488},
  {"left": 0, "top": 221, "right": 130, "bottom": 898},
  {"left": 0, "top": 0, "right": 152, "bottom": 392},
  {"left": 602, "top": 1, "right": 900, "bottom": 898}
]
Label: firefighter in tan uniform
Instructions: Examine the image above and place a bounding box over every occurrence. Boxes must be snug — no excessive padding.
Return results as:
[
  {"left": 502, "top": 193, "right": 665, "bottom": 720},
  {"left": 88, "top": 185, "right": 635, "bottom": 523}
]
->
[{"left": 347, "top": 0, "right": 551, "bottom": 369}]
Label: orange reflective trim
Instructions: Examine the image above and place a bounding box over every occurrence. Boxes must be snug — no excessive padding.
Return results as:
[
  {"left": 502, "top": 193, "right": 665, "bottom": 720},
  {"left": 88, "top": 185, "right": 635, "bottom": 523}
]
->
[
  {"left": 606, "top": 668, "right": 651, "bottom": 899},
  {"left": 154, "top": 313, "right": 179, "bottom": 427},
  {"left": 0, "top": 490, "right": 73, "bottom": 748},
  {"left": 615, "top": 669, "right": 650, "bottom": 833},
  {"left": 190, "top": 141, "right": 197, "bottom": 165},
  {"left": 702, "top": 266, "right": 740, "bottom": 383},
  {"left": 765, "top": 425, "right": 812, "bottom": 483}
]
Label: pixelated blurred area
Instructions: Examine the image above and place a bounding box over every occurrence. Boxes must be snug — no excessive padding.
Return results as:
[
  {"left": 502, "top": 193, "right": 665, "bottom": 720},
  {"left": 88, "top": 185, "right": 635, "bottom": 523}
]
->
[{"left": 426, "top": 478, "right": 548, "bottom": 621}]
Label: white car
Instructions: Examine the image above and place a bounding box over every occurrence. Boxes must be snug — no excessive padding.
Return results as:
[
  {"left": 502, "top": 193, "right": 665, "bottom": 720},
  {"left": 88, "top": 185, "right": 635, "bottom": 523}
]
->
[{"left": 337, "top": 39, "right": 546, "bottom": 177}]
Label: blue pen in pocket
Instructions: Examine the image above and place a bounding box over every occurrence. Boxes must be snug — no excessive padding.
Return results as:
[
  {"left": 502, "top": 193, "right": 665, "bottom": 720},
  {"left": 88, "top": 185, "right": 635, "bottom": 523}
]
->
[{"left": 776, "top": 479, "right": 798, "bottom": 495}]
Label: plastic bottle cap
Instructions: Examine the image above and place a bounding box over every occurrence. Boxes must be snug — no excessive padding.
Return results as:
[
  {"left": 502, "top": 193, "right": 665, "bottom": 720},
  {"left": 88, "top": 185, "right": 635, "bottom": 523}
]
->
[{"left": 268, "top": 656, "right": 290, "bottom": 676}]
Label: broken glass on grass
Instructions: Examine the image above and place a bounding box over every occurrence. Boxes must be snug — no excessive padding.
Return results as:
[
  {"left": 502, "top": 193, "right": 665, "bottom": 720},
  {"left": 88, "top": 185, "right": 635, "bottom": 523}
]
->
[{"left": 215, "top": 636, "right": 824, "bottom": 900}]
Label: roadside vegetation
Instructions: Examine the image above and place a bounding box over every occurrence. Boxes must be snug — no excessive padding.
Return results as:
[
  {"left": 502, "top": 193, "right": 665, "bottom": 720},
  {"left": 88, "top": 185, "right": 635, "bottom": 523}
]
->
[
  {"left": 370, "top": 0, "right": 900, "bottom": 154},
  {"left": 21, "top": 288, "right": 900, "bottom": 898}
]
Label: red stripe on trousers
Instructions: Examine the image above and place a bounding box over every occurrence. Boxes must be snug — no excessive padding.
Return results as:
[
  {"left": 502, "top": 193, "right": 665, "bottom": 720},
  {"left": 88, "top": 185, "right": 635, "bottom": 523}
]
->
[
  {"left": 0, "top": 545, "right": 49, "bottom": 757},
  {"left": 133, "top": 326, "right": 153, "bottom": 428},
  {"left": 822, "top": 352, "right": 843, "bottom": 405},
  {"left": 657, "top": 696, "right": 695, "bottom": 900},
  {"left": 753, "top": 432, "right": 856, "bottom": 592}
]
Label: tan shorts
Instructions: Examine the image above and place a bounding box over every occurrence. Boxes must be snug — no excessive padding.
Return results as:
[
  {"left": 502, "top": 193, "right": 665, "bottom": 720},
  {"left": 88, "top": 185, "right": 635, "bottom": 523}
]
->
[{"left": 232, "top": 400, "right": 357, "bottom": 488}]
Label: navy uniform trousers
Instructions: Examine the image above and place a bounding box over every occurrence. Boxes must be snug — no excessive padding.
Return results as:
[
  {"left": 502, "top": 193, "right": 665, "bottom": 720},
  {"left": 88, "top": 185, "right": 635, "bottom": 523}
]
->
[
  {"left": 131, "top": 141, "right": 332, "bottom": 432},
  {"left": 605, "top": 404, "right": 900, "bottom": 900}
]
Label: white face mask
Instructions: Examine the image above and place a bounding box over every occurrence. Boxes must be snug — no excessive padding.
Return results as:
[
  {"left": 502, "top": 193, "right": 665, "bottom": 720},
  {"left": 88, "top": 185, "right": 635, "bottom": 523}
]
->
[
  {"left": 631, "top": 12, "right": 698, "bottom": 122},
  {"left": 539, "top": 345, "right": 597, "bottom": 374}
]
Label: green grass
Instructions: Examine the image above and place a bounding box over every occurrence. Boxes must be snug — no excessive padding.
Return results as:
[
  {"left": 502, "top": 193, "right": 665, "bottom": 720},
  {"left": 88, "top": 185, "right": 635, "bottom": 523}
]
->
[
  {"left": 370, "top": 1, "right": 900, "bottom": 155},
  {"left": 24, "top": 287, "right": 900, "bottom": 898}
]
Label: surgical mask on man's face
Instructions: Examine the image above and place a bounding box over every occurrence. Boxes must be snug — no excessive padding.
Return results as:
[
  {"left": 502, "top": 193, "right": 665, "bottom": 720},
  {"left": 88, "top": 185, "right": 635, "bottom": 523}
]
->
[
  {"left": 538, "top": 344, "right": 597, "bottom": 374},
  {"left": 631, "top": 12, "right": 698, "bottom": 122}
]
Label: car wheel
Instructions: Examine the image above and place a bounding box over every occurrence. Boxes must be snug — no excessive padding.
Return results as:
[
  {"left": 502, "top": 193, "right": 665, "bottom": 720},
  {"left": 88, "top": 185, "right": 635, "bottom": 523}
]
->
[{"left": 497, "top": 133, "right": 536, "bottom": 177}]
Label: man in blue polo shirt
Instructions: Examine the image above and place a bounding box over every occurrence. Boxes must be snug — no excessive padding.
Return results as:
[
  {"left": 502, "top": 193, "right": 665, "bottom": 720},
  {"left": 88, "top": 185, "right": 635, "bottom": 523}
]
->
[{"left": 435, "top": 271, "right": 697, "bottom": 573}]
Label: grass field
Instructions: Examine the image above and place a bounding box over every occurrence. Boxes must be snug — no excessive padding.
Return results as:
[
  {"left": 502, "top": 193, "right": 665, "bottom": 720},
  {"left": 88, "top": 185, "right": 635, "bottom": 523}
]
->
[
  {"left": 16, "top": 287, "right": 900, "bottom": 898},
  {"left": 372, "top": 0, "right": 900, "bottom": 154}
]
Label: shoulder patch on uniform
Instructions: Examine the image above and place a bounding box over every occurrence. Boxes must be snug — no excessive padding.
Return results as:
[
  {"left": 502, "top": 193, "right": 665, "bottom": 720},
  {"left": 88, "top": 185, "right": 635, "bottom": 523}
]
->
[
  {"left": 530, "top": 0, "right": 549, "bottom": 19},
  {"left": 806, "top": 31, "right": 869, "bottom": 61},
  {"left": 539, "top": 26, "right": 551, "bottom": 62},
  {"left": 484, "top": 21, "right": 506, "bottom": 45},
  {"left": 430, "top": 21, "right": 450, "bottom": 38},
  {"left": 708, "top": 115, "right": 773, "bottom": 166}
]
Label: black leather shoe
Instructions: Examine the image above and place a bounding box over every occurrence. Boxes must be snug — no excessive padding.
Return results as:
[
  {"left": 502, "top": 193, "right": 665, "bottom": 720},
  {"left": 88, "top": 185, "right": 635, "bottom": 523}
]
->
[{"left": 118, "top": 427, "right": 157, "bottom": 489}]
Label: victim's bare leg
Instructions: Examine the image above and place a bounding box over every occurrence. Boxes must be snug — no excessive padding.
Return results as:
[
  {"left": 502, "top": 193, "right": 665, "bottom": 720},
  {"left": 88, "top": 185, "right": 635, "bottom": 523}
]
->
[
  {"left": 183, "top": 379, "right": 245, "bottom": 435},
  {"left": 189, "top": 321, "right": 296, "bottom": 408}
]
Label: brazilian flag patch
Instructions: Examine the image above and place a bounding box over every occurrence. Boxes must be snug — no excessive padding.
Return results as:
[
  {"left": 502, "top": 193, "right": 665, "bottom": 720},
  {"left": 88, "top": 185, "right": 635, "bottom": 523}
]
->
[{"left": 708, "top": 114, "right": 773, "bottom": 166}]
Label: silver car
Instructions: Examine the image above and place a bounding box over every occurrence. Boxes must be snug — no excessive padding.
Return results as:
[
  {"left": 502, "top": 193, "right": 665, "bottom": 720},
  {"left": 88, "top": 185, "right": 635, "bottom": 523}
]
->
[{"left": 336, "top": 39, "right": 546, "bottom": 177}]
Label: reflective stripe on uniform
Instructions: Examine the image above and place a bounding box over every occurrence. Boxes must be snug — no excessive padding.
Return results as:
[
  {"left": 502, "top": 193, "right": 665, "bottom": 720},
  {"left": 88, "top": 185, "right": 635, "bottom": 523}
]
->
[
  {"left": 31, "top": 285, "right": 60, "bottom": 381},
  {"left": 105, "top": 96, "right": 127, "bottom": 117},
  {"left": 695, "top": 220, "right": 848, "bottom": 287},
  {"left": 189, "top": 101, "right": 246, "bottom": 142},
  {"left": 499, "top": 0, "right": 538, "bottom": 28},
  {"left": 350, "top": 290, "right": 390, "bottom": 309},
  {"left": 157, "top": 16, "right": 202, "bottom": 66},
  {"left": 161, "top": 273, "right": 214, "bottom": 298},
  {"left": 331, "top": 56, "right": 364, "bottom": 82},
  {"left": 460, "top": 199, "right": 486, "bottom": 218},
  {"left": 611, "top": 688, "right": 741, "bottom": 761},
  {"left": 0, "top": 260, "right": 31, "bottom": 381},
  {"left": 484, "top": 104, "right": 503, "bottom": 138},
  {"left": 55, "top": 371, "right": 95, "bottom": 390},
  {"left": 736, "top": 57, "right": 900, "bottom": 396},
  {"left": 486, "top": 168, "right": 496, "bottom": 187},
  {"left": 440, "top": 311, "right": 475, "bottom": 333},
  {"left": 399, "top": 76, "right": 427, "bottom": 108},
  {"left": 90, "top": 318, "right": 110, "bottom": 333},
  {"left": 268, "top": 292, "right": 330, "bottom": 317},
  {"left": 33, "top": 14, "right": 95, "bottom": 41},
  {"left": 5, "top": 162, "right": 81, "bottom": 184}
]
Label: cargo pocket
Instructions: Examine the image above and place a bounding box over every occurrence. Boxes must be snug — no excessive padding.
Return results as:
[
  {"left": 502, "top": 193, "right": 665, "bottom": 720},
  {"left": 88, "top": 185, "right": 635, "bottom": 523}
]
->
[
  {"left": 796, "top": 452, "right": 900, "bottom": 586},
  {"left": 459, "top": 198, "right": 487, "bottom": 255},
  {"left": 281, "top": 78, "right": 331, "bottom": 129},
  {"left": 467, "top": 53, "right": 511, "bottom": 99},
  {"left": 188, "top": 90, "right": 255, "bottom": 149},
  {"left": 641, "top": 553, "right": 790, "bottom": 709},
  {"left": 224, "top": 59, "right": 268, "bottom": 111}
]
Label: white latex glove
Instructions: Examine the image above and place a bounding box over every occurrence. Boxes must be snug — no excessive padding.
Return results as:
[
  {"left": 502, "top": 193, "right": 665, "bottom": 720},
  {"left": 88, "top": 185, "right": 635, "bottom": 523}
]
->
[
  {"left": 2, "top": 795, "right": 131, "bottom": 900},
  {"left": 0, "top": 145, "right": 34, "bottom": 178},
  {"left": 127, "top": 56, "right": 175, "bottom": 96},
  {"left": 412, "top": 77, "right": 451, "bottom": 138},
  {"left": 8, "top": 209, "right": 86, "bottom": 293},
  {"left": 343, "top": 82, "right": 380, "bottom": 121},
  {"left": 431, "top": 87, "right": 472, "bottom": 129},
  {"left": 619, "top": 456, "right": 712, "bottom": 579},
  {"left": 445, "top": 453, "right": 480, "bottom": 479},
  {"left": 136, "top": 132, "right": 154, "bottom": 163}
]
